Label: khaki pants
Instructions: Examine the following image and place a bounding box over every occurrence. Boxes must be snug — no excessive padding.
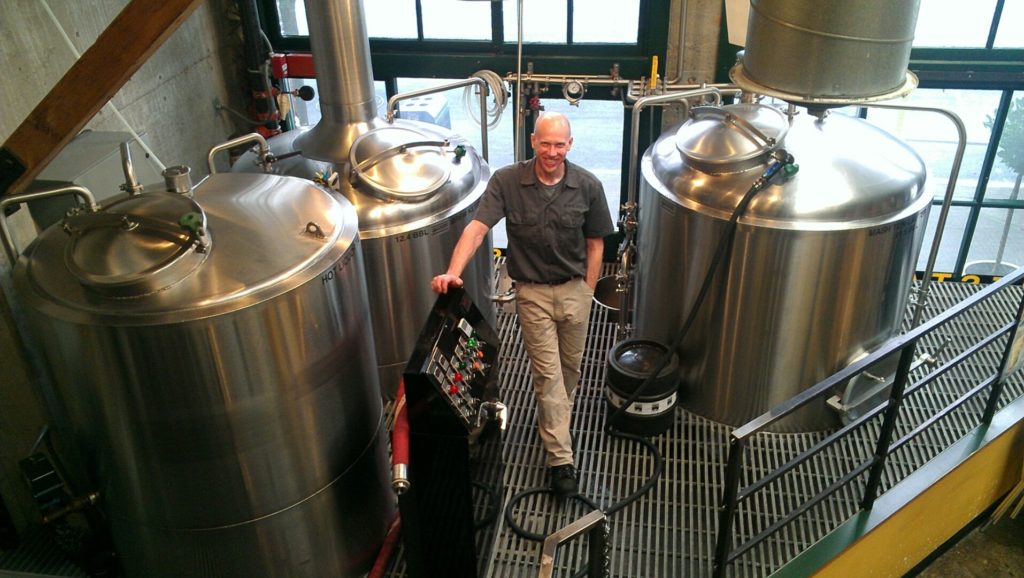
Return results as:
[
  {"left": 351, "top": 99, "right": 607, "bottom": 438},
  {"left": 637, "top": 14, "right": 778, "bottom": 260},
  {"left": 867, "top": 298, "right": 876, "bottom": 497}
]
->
[{"left": 515, "top": 277, "right": 594, "bottom": 467}]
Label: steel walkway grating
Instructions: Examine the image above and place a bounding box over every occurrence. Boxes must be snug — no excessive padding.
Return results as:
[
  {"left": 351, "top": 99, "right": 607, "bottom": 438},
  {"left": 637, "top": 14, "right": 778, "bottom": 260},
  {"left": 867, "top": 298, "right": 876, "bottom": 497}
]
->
[
  {"left": 383, "top": 277, "right": 1024, "bottom": 578},
  {"left": 2, "top": 280, "right": 1019, "bottom": 578}
]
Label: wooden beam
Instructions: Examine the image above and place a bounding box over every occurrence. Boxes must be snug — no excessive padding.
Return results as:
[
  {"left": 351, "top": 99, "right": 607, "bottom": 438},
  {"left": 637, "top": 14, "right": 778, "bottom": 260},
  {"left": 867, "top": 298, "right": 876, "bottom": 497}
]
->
[{"left": 0, "top": 0, "right": 205, "bottom": 198}]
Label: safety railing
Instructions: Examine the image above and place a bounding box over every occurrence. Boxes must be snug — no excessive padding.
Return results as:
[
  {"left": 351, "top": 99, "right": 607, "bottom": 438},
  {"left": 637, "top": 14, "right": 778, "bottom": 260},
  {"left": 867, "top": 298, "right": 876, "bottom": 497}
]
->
[{"left": 712, "top": 265, "right": 1024, "bottom": 577}]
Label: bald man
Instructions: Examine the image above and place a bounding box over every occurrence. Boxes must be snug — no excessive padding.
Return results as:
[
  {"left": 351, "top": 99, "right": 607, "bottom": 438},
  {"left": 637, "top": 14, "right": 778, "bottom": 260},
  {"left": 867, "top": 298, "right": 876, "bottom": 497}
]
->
[{"left": 432, "top": 112, "right": 613, "bottom": 497}]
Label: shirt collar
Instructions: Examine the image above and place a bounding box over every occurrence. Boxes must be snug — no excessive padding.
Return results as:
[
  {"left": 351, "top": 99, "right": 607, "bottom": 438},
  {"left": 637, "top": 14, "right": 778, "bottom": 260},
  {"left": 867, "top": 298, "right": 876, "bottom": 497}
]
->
[{"left": 518, "top": 158, "right": 581, "bottom": 189}]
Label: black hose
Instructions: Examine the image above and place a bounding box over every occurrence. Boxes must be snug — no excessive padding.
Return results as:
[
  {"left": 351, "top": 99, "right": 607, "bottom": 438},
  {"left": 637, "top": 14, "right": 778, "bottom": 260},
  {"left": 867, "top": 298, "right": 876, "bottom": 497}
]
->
[
  {"left": 471, "top": 480, "right": 501, "bottom": 530},
  {"left": 504, "top": 489, "right": 602, "bottom": 541}
]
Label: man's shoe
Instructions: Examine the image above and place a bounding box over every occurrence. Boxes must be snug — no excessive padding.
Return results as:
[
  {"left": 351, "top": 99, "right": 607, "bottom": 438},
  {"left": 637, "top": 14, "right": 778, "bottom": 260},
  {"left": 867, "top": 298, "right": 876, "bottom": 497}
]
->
[{"left": 550, "top": 464, "right": 578, "bottom": 498}]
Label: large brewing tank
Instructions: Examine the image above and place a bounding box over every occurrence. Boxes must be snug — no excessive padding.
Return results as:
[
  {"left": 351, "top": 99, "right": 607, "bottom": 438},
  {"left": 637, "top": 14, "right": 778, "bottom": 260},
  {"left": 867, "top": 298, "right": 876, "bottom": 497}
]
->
[
  {"left": 233, "top": 0, "right": 495, "bottom": 397},
  {"left": 237, "top": 124, "right": 494, "bottom": 396},
  {"left": 633, "top": 104, "right": 930, "bottom": 430},
  {"left": 10, "top": 173, "right": 393, "bottom": 576}
]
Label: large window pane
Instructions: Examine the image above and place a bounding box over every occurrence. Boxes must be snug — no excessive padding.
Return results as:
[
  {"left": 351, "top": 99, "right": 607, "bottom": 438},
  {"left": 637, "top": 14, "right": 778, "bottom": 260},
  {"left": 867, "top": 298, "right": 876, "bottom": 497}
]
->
[
  {"left": 573, "top": 0, "right": 639, "bottom": 44},
  {"left": 994, "top": 1, "right": 1024, "bottom": 48},
  {"left": 422, "top": 0, "right": 490, "bottom": 40},
  {"left": 912, "top": 0, "right": 996, "bottom": 48},
  {"left": 276, "top": 0, "right": 307, "bottom": 36},
  {"left": 963, "top": 208, "right": 1022, "bottom": 275},
  {"left": 988, "top": 93, "right": 1024, "bottom": 201},
  {"left": 504, "top": 0, "right": 567, "bottom": 43},
  {"left": 366, "top": 0, "right": 418, "bottom": 39},
  {"left": 865, "top": 89, "right": 1002, "bottom": 202},
  {"left": 275, "top": 0, "right": 417, "bottom": 39},
  {"left": 917, "top": 206, "right": 970, "bottom": 273}
]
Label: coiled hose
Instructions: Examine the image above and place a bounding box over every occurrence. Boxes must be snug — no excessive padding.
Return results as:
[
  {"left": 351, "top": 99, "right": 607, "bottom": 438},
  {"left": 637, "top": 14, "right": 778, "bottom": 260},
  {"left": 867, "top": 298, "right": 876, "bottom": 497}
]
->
[{"left": 463, "top": 70, "right": 509, "bottom": 130}]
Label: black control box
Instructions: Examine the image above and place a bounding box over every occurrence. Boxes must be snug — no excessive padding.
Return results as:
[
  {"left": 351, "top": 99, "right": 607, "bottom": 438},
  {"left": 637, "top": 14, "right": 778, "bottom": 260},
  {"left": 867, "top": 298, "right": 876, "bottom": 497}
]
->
[
  {"left": 403, "top": 287, "right": 501, "bottom": 435},
  {"left": 400, "top": 288, "right": 503, "bottom": 578}
]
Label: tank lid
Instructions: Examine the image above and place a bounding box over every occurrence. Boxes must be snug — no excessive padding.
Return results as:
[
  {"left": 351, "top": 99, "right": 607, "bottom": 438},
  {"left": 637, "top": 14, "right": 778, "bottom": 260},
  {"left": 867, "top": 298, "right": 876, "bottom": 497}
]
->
[
  {"left": 675, "top": 104, "right": 789, "bottom": 174},
  {"left": 62, "top": 193, "right": 210, "bottom": 297},
  {"left": 349, "top": 125, "right": 454, "bottom": 202},
  {"left": 19, "top": 173, "right": 357, "bottom": 322}
]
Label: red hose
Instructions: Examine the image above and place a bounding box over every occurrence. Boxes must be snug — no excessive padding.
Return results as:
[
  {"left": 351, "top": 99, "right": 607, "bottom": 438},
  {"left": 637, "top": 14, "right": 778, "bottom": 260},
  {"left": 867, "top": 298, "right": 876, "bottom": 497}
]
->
[
  {"left": 369, "top": 379, "right": 410, "bottom": 578},
  {"left": 368, "top": 513, "right": 401, "bottom": 578},
  {"left": 392, "top": 378, "right": 410, "bottom": 484}
]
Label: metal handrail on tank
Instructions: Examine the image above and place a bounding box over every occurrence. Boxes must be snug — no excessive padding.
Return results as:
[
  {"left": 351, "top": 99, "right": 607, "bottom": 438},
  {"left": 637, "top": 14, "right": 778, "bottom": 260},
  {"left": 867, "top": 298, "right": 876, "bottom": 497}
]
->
[
  {"left": 857, "top": 103, "right": 968, "bottom": 328},
  {"left": 207, "top": 132, "right": 273, "bottom": 174},
  {"left": 615, "top": 87, "right": 723, "bottom": 339},
  {"left": 0, "top": 185, "right": 99, "bottom": 263},
  {"left": 711, "top": 265, "right": 1024, "bottom": 578},
  {"left": 386, "top": 77, "right": 492, "bottom": 163}
]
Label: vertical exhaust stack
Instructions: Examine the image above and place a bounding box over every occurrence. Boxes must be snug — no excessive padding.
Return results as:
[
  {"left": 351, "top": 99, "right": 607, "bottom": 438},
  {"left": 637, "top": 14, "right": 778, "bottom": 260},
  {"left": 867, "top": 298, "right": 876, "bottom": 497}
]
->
[
  {"left": 295, "top": 0, "right": 387, "bottom": 162},
  {"left": 730, "top": 0, "right": 921, "bottom": 106}
]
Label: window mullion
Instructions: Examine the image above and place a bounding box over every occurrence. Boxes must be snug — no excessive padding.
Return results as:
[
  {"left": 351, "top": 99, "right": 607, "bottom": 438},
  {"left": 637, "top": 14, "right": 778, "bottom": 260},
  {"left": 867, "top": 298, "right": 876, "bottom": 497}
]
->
[
  {"left": 567, "top": 0, "right": 574, "bottom": 45},
  {"left": 985, "top": 0, "right": 1005, "bottom": 50},
  {"left": 415, "top": 0, "right": 424, "bottom": 41},
  {"left": 491, "top": 0, "right": 504, "bottom": 48}
]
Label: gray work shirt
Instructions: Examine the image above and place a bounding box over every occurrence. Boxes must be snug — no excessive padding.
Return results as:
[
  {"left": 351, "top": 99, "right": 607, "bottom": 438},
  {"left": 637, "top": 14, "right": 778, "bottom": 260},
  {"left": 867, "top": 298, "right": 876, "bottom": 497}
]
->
[{"left": 474, "top": 159, "right": 614, "bottom": 283}]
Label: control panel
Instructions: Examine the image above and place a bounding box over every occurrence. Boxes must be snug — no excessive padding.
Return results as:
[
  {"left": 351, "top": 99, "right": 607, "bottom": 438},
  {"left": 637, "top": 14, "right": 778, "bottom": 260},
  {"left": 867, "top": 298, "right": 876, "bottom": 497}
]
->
[
  {"left": 400, "top": 287, "right": 503, "bottom": 578},
  {"left": 404, "top": 287, "right": 500, "bottom": 434}
]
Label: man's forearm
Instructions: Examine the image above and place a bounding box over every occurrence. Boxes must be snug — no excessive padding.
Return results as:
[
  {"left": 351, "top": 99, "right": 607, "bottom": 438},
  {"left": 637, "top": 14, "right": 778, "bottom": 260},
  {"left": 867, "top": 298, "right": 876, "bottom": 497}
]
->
[
  {"left": 447, "top": 220, "right": 490, "bottom": 277},
  {"left": 585, "top": 237, "right": 604, "bottom": 288}
]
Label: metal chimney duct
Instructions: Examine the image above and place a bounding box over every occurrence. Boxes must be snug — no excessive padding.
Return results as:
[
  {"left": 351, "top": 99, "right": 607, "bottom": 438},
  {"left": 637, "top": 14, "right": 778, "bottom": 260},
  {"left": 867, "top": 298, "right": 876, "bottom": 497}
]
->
[
  {"left": 295, "top": 0, "right": 387, "bottom": 161},
  {"left": 730, "top": 0, "right": 921, "bottom": 106}
]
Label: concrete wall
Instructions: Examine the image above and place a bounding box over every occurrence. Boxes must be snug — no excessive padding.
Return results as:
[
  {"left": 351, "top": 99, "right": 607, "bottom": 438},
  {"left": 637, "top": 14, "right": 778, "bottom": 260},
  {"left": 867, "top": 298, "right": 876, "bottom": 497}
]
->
[
  {"left": 0, "top": 0, "right": 248, "bottom": 532},
  {"left": 663, "top": 0, "right": 727, "bottom": 127}
]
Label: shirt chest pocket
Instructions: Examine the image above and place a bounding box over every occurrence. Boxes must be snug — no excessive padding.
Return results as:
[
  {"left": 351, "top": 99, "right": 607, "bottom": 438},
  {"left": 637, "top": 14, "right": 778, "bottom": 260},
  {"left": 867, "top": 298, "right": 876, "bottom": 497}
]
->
[
  {"left": 559, "top": 211, "right": 585, "bottom": 228},
  {"left": 507, "top": 210, "right": 541, "bottom": 246},
  {"left": 507, "top": 210, "right": 538, "bottom": 227}
]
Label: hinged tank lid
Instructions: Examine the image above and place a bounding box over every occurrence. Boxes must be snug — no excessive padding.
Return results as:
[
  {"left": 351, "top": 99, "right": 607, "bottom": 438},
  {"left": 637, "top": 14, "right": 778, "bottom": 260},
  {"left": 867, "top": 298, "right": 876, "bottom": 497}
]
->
[
  {"left": 349, "top": 126, "right": 454, "bottom": 202},
  {"left": 675, "top": 104, "right": 789, "bottom": 174},
  {"left": 18, "top": 173, "right": 358, "bottom": 324},
  {"left": 62, "top": 193, "right": 210, "bottom": 297}
]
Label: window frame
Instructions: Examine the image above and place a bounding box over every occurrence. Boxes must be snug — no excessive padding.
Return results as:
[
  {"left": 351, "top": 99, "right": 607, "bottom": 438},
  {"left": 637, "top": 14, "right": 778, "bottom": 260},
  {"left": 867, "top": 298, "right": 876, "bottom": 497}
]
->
[{"left": 257, "top": 0, "right": 670, "bottom": 80}]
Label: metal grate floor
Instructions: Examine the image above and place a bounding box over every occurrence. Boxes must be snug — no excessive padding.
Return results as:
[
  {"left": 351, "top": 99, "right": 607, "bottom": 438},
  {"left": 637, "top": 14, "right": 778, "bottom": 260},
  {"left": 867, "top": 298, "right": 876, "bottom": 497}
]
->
[
  {"left": 384, "top": 278, "right": 1024, "bottom": 578},
  {"left": 2, "top": 281, "right": 1020, "bottom": 578}
]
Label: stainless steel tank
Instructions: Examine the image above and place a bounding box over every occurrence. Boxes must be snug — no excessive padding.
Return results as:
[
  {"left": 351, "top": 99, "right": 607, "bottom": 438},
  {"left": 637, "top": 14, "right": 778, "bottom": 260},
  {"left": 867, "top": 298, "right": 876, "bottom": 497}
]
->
[
  {"left": 731, "top": 0, "right": 921, "bottom": 104},
  {"left": 236, "top": 0, "right": 494, "bottom": 396},
  {"left": 11, "top": 173, "right": 393, "bottom": 576},
  {"left": 634, "top": 104, "right": 930, "bottom": 430}
]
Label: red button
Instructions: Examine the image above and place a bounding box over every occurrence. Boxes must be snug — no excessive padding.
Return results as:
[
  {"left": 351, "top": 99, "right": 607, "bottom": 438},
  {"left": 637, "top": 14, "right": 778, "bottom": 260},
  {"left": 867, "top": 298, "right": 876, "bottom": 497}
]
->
[
  {"left": 448, "top": 384, "right": 459, "bottom": 395},
  {"left": 453, "top": 372, "right": 463, "bottom": 382}
]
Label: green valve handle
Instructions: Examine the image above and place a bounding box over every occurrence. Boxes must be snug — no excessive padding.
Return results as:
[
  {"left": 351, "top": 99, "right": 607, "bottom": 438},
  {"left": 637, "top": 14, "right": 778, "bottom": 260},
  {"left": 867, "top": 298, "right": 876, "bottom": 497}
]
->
[
  {"left": 179, "top": 212, "right": 203, "bottom": 234},
  {"left": 453, "top": 145, "right": 467, "bottom": 162},
  {"left": 784, "top": 163, "right": 800, "bottom": 177}
]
